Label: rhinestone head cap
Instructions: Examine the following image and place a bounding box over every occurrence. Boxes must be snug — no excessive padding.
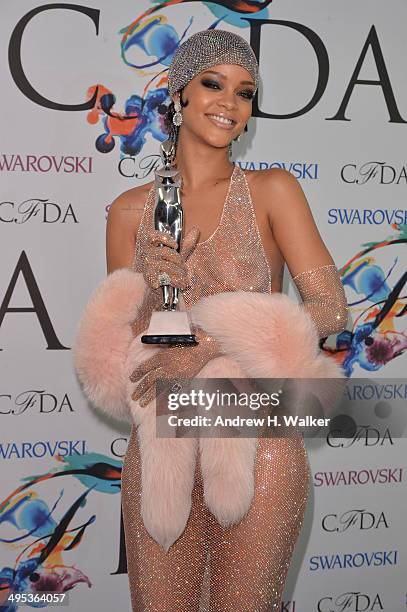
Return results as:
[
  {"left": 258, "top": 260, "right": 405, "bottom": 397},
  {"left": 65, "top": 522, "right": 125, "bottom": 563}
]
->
[{"left": 167, "top": 29, "right": 259, "bottom": 97}]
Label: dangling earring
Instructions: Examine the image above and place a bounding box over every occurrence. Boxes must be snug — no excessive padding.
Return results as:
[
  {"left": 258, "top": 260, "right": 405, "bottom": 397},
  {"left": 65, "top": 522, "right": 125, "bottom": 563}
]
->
[{"left": 173, "top": 98, "right": 183, "bottom": 127}]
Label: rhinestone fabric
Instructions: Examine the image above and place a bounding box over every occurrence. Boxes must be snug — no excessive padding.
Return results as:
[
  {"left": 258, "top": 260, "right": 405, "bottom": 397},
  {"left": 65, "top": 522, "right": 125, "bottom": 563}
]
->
[
  {"left": 132, "top": 165, "right": 272, "bottom": 307},
  {"left": 182, "top": 165, "right": 272, "bottom": 307},
  {"left": 123, "top": 166, "right": 312, "bottom": 611},
  {"left": 130, "top": 326, "right": 222, "bottom": 408},
  {"left": 292, "top": 264, "right": 349, "bottom": 338},
  {"left": 167, "top": 29, "right": 259, "bottom": 96},
  {"left": 121, "top": 429, "right": 310, "bottom": 612},
  {"left": 139, "top": 228, "right": 191, "bottom": 291}
]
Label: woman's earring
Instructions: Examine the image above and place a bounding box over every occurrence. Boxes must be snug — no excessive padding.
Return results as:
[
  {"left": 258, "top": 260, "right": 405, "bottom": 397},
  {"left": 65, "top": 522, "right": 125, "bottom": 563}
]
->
[{"left": 172, "top": 99, "right": 183, "bottom": 127}]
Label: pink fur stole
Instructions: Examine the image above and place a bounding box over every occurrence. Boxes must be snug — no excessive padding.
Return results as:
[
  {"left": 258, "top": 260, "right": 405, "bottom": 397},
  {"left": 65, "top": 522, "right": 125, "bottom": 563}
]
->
[{"left": 73, "top": 269, "right": 344, "bottom": 551}]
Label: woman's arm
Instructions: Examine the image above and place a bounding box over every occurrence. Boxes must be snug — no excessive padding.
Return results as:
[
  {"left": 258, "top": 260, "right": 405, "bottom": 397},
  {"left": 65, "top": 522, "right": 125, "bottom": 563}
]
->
[
  {"left": 260, "top": 169, "right": 349, "bottom": 338},
  {"left": 106, "top": 185, "right": 167, "bottom": 337},
  {"left": 106, "top": 186, "right": 146, "bottom": 274}
]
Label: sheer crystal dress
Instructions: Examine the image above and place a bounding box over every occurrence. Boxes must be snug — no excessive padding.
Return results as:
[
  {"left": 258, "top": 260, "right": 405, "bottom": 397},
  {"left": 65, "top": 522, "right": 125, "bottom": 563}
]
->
[{"left": 121, "top": 165, "right": 348, "bottom": 611}]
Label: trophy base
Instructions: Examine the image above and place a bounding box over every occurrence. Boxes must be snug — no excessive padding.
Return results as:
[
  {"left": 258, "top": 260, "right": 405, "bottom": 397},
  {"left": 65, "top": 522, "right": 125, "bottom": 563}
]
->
[
  {"left": 141, "top": 310, "right": 198, "bottom": 346},
  {"left": 141, "top": 334, "right": 197, "bottom": 346}
]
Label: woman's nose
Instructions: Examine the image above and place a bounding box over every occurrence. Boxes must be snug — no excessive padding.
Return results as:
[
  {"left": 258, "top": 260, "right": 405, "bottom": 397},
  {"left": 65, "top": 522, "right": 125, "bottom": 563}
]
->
[{"left": 217, "top": 90, "right": 237, "bottom": 109}]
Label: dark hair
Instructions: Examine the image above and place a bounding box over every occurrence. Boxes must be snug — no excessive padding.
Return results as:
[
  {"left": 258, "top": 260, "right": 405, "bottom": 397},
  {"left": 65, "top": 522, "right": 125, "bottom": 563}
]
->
[{"left": 164, "top": 89, "right": 189, "bottom": 152}]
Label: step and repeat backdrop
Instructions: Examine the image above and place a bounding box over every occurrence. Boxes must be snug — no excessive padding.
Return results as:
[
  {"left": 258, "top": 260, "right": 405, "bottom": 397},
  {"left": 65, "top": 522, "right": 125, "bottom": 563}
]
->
[{"left": 1, "top": 1, "right": 406, "bottom": 610}]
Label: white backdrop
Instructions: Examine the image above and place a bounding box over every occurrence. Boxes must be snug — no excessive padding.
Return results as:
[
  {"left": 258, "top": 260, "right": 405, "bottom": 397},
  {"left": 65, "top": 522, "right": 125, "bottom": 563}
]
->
[{"left": 1, "top": 1, "right": 406, "bottom": 610}]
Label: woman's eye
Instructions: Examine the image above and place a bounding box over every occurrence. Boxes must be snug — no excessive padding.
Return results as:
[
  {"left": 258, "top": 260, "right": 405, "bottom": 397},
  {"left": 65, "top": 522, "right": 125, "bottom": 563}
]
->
[
  {"left": 200, "top": 79, "right": 254, "bottom": 99},
  {"left": 239, "top": 90, "right": 255, "bottom": 100},
  {"left": 201, "top": 79, "right": 221, "bottom": 89}
]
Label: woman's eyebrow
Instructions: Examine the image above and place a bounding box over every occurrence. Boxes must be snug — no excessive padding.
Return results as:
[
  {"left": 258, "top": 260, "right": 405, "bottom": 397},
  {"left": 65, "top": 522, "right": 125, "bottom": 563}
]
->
[{"left": 200, "top": 69, "right": 255, "bottom": 87}]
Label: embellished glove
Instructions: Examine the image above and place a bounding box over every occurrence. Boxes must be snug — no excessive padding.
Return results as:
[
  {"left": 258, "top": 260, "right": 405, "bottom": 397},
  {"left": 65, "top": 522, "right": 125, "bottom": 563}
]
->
[
  {"left": 129, "top": 326, "right": 222, "bottom": 407},
  {"left": 140, "top": 226, "right": 200, "bottom": 291},
  {"left": 292, "top": 263, "right": 349, "bottom": 338}
]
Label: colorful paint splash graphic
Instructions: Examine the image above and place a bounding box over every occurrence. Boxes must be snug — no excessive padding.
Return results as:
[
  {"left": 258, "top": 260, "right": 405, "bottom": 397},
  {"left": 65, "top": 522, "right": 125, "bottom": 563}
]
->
[
  {"left": 0, "top": 454, "right": 121, "bottom": 610},
  {"left": 86, "top": 0, "right": 272, "bottom": 156},
  {"left": 321, "top": 222, "right": 407, "bottom": 377}
]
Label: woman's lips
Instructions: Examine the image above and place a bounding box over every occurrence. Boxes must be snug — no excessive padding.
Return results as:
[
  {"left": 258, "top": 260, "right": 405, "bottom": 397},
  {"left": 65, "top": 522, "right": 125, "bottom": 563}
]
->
[{"left": 206, "top": 114, "right": 236, "bottom": 130}]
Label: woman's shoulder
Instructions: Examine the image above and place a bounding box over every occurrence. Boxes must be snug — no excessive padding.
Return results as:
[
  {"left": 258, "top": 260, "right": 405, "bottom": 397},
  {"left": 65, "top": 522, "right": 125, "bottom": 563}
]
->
[
  {"left": 110, "top": 180, "right": 154, "bottom": 212},
  {"left": 107, "top": 180, "right": 154, "bottom": 233},
  {"left": 106, "top": 181, "right": 155, "bottom": 271},
  {"left": 242, "top": 166, "right": 298, "bottom": 192},
  {"left": 244, "top": 166, "right": 315, "bottom": 237},
  {"left": 242, "top": 167, "right": 300, "bottom": 218}
]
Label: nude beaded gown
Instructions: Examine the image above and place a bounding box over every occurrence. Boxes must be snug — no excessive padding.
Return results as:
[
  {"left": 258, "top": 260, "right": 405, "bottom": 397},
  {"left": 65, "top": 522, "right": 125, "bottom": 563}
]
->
[{"left": 121, "top": 165, "right": 311, "bottom": 611}]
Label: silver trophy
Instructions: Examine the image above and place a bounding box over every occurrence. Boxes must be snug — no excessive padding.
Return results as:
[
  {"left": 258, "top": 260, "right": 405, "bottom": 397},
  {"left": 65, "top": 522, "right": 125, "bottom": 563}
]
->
[{"left": 141, "top": 140, "right": 197, "bottom": 346}]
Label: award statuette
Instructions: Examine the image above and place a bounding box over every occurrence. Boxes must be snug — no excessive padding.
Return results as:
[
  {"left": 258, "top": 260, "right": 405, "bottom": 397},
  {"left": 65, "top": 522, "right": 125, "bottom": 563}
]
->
[{"left": 141, "top": 140, "right": 198, "bottom": 346}]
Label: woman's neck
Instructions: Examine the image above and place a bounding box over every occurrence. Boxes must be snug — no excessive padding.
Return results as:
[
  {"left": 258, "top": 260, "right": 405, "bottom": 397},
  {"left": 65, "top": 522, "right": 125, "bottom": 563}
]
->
[{"left": 173, "top": 131, "right": 234, "bottom": 192}]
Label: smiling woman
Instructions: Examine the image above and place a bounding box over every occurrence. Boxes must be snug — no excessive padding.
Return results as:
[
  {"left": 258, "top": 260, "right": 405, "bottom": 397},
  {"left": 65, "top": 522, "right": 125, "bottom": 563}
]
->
[
  {"left": 171, "top": 63, "right": 254, "bottom": 150},
  {"left": 73, "top": 27, "right": 348, "bottom": 612}
]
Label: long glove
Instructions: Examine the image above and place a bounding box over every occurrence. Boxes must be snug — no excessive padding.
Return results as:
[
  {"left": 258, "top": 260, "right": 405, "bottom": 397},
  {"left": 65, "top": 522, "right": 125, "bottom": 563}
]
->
[
  {"left": 291, "top": 263, "right": 349, "bottom": 338},
  {"left": 140, "top": 227, "right": 199, "bottom": 290},
  {"left": 129, "top": 326, "right": 222, "bottom": 407}
]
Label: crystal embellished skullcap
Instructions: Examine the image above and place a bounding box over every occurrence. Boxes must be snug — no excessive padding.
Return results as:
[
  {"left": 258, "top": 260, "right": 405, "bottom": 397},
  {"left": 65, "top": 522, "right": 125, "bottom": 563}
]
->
[{"left": 167, "top": 29, "right": 259, "bottom": 96}]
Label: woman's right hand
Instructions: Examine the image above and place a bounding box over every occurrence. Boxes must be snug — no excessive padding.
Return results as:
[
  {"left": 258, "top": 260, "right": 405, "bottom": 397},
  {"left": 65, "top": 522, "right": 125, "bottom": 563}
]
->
[{"left": 140, "top": 226, "right": 201, "bottom": 290}]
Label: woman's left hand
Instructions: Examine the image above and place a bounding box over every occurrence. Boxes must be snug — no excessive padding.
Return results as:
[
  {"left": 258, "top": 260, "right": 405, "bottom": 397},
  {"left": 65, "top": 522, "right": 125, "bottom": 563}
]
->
[{"left": 129, "top": 328, "right": 221, "bottom": 407}]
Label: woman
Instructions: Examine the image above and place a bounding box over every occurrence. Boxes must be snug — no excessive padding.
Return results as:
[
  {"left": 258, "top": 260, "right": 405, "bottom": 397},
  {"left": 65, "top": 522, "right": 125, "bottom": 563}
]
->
[{"left": 74, "top": 29, "right": 349, "bottom": 611}]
